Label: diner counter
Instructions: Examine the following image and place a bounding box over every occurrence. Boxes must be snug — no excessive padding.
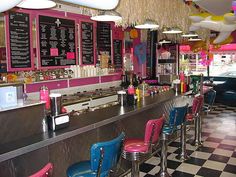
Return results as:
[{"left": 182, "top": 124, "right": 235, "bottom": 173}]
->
[{"left": 0, "top": 90, "right": 178, "bottom": 177}]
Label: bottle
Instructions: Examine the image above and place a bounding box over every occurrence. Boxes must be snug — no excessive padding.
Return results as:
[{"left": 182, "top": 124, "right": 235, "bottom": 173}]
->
[
  {"left": 40, "top": 86, "right": 50, "bottom": 110},
  {"left": 136, "top": 88, "right": 140, "bottom": 102}
]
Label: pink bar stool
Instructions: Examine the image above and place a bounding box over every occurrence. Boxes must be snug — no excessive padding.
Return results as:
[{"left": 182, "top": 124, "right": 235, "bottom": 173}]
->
[
  {"left": 29, "top": 163, "right": 53, "bottom": 177},
  {"left": 122, "top": 116, "right": 164, "bottom": 177}
]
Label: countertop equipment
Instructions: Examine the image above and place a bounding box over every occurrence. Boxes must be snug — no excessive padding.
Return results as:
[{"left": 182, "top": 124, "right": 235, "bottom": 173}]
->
[{"left": 48, "top": 93, "right": 70, "bottom": 131}]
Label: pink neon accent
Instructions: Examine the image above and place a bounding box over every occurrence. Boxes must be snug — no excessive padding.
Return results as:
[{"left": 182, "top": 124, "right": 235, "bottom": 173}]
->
[
  {"left": 124, "top": 139, "right": 149, "bottom": 153},
  {"left": 66, "top": 52, "right": 75, "bottom": 59},
  {"left": 232, "top": 6, "right": 236, "bottom": 10},
  {"left": 29, "top": 163, "right": 53, "bottom": 177},
  {"left": 50, "top": 48, "right": 58, "bottom": 56}
]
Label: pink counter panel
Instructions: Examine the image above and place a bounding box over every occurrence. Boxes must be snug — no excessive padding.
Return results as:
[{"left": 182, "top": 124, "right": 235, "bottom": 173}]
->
[
  {"left": 25, "top": 80, "right": 68, "bottom": 93},
  {"left": 69, "top": 77, "right": 99, "bottom": 87},
  {"left": 101, "top": 74, "right": 121, "bottom": 83}
]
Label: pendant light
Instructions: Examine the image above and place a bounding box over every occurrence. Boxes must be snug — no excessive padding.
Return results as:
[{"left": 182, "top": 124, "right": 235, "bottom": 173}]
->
[
  {"left": 182, "top": 32, "right": 198, "bottom": 37},
  {"left": 188, "top": 37, "right": 202, "bottom": 41},
  {"left": 90, "top": 11, "right": 122, "bottom": 22},
  {"left": 135, "top": 19, "right": 159, "bottom": 30},
  {"left": 162, "top": 27, "right": 182, "bottom": 34},
  {"left": 17, "top": 0, "right": 56, "bottom": 9},
  {"left": 0, "top": 0, "right": 22, "bottom": 13},
  {"left": 158, "top": 39, "right": 172, "bottom": 44}
]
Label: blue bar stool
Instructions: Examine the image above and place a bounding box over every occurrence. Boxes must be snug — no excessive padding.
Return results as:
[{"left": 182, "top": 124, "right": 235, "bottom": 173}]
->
[
  {"left": 67, "top": 132, "right": 125, "bottom": 177},
  {"left": 122, "top": 116, "right": 165, "bottom": 177},
  {"left": 158, "top": 105, "right": 188, "bottom": 177},
  {"left": 203, "top": 90, "right": 216, "bottom": 113}
]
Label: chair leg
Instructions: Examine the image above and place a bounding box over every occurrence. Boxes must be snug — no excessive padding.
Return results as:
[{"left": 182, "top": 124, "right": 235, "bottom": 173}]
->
[
  {"left": 131, "top": 161, "right": 140, "bottom": 177},
  {"left": 157, "top": 134, "right": 171, "bottom": 177},
  {"left": 176, "top": 123, "right": 189, "bottom": 161},
  {"left": 190, "top": 114, "right": 202, "bottom": 147}
]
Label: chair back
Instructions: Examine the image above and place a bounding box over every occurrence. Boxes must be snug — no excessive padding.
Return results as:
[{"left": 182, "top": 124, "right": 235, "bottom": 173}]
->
[
  {"left": 144, "top": 116, "right": 165, "bottom": 145},
  {"left": 169, "top": 105, "right": 188, "bottom": 126},
  {"left": 90, "top": 132, "right": 125, "bottom": 175},
  {"left": 29, "top": 163, "right": 53, "bottom": 177},
  {"left": 205, "top": 90, "right": 216, "bottom": 106},
  {"left": 192, "top": 95, "right": 204, "bottom": 115}
]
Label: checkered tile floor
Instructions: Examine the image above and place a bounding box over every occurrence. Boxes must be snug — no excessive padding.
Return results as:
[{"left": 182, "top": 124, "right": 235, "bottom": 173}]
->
[{"left": 126, "top": 104, "right": 236, "bottom": 177}]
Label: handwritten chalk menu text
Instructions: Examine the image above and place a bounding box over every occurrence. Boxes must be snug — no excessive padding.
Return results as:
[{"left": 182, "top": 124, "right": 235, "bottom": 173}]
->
[
  {"left": 81, "top": 22, "right": 94, "bottom": 65},
  {"left": 39, "top": 15, "right": 76, "bottom": 67},
  {"left": 8, "top": 12, "right": 32, "bottom": 69},
  {"left": 97, "top": 22, "right": 111, "bottom": 62},
  {"left": 113, "top": 40, "right": 122, "bottom": 68}
]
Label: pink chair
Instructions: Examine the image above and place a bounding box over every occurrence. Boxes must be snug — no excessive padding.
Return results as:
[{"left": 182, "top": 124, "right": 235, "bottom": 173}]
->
[
  {"left": 29, "top": 163, "right": 53, "bottom": 177},
  {"left": 122, "top": 116, "right": 164, "bottom": 177}
]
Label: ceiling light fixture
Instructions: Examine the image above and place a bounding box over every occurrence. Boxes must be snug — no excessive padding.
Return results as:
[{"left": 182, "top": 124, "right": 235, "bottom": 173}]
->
[
  {"left": 90, "top": 11, "right": 122, "bottom": 22},
  {"left": 135, "top": 19, "right": 159, "bottom": 29},
  {"left": 188, "top": 37, "right": 202, "bottom": 41},
  {"left": 162, "top": 27, "right": 183, "bottom": 34},
  {"left": 17, "top": 0, "right": 56, "bottom": 9},
  {"left": 182, "top": 32, "right": 198, "bottom": 37},
  {"left": 158, "top": 39, "right": 172, "bottom": 44}
]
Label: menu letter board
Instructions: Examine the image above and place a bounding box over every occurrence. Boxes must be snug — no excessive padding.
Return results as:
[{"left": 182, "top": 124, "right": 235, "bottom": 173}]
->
[
  {"left": 113, "top": 40, "right": 122, "bottom": 68},
  {"left": 38, "top": 15, "right": 76, "bottom": 68},
  {"left": 81, "top": 22, "right": 94, "bottom": 65},
  {"left": 97, "top": 22, "right": 111, "bottom": 62},
  {"left": 7, "top": 12, "right": 32, "bottom": 70}
]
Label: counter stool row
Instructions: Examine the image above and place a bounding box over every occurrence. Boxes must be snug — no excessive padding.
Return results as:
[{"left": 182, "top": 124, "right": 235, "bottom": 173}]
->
[{"left": 30, "top": 93, "right": 212, "bottom": 177}]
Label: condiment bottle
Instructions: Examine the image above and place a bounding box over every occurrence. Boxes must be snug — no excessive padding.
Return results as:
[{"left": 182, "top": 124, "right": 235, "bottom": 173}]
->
[{"left": 40, "top": 86, "right": 50, "bottom": 110}]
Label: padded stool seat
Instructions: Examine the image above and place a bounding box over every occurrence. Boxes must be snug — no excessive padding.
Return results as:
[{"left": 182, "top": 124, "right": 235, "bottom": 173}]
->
[
  {"left": 67, "top": 161, "right": 97, "bottom": 177},
  {"left": 124, "top": 139, "right": 149, "bottom": 153}
]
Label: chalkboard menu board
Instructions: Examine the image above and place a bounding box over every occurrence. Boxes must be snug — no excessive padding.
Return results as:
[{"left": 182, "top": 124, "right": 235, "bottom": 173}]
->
[
  {"left": 113, "top": 40, "right": 122, "bottom": 68},
  {"left": 97, "top": 22, "right": 111, "bottom": 60},
  {"left": 8, "top": 12, "right": 32, "bottom": 70},
  {"left": 38, "top": 15, "right": 76, "bottom": 67},
  {"left": 81, "top": 22, "right": 94, "bottom": 65}
]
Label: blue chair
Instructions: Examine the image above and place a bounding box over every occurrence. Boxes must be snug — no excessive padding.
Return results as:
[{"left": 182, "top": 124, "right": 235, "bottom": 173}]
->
[
  {"left": 67, "top": 132, "right": 125, "bottom": 177},
  {"left": 203, "top": 90, "right": 216, "bottom": 113},
  {"left": 158, "top": 105, "right": 188, "bottom": 177}
]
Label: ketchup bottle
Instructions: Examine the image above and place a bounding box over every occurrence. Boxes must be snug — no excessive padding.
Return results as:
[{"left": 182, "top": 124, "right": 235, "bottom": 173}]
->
[{"left": 40, "top": 86, "right": 50, "bottom": 110}]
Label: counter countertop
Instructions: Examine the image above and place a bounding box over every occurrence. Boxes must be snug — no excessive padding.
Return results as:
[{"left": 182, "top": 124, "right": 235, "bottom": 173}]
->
[{"left": 0, "top": 90, "right": 175, "bottom": 163}]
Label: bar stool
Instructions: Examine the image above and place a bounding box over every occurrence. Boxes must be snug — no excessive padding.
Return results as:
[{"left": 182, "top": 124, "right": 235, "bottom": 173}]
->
[
  {"left": 29, "top": 163, "right": 53, "bottom": 177},
  {"left": 158, "top": 105, "right": 188, "bottom": 177},
  {"left": 203, "top": 90, "right": 216, "bottom": 113},
  {"left": 186, "top": 95, "right": 204, "bottom": 146},
  {"left": 122, "top": 116, "right": 164, "bottom": 177},
  {"left": 67, "top": 132, "right": 125, "bottom": 177}
]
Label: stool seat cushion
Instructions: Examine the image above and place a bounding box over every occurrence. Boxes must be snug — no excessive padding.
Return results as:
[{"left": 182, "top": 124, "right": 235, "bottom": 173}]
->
[
  {"left": 186, "top": 113, "right": 194, "bottom": 121},
  {"left": 124, "top": 139, "right": 149, "bottom": 153}
]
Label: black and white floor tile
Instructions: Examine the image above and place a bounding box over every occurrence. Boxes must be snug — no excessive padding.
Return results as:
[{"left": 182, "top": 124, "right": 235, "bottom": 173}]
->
[{"left": 126, "top": 104, "right": 236, "bottom": 177}]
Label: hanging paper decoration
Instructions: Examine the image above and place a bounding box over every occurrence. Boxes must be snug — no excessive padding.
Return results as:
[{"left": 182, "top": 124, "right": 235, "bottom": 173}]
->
[
  {"left": 134, "top": 42, "right": 146, "bottom": 64},
  {"left": 232, "top": 1, "right": 236, "bottom": 15},
  {"left": 130, "top": 29, "right": 138, "bottom": 39},
  {"left": 199, "top": 51, "right": 213, "bottom": 66}
]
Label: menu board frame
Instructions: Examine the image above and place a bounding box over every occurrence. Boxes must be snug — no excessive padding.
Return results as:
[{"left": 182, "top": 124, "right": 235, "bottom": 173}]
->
[
  {"left": 36, "top": 14, "right": 78, "bottom": 69},
  {"left": 5, "top": 11, "right": 34, "bottom": 71},
  {"left": 113, "top": 39, "right": 123, "bottom": 68},
  {"left": 80, "top": 20, "right": 96, "bottom": 65}
]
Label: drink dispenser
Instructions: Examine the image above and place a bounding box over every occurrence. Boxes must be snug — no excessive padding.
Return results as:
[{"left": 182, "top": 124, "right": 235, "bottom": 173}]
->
[{"left": 48, "top": 93, "right": 69, "bottom": 131}]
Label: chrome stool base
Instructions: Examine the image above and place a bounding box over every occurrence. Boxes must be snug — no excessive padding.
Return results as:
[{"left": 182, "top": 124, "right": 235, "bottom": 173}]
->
[
  {"left": 176, "top": 153, "right": 190, "bottom": 161},
  {"left": 176, "top": 124, "right": 189, "bottom": 162},
  {"left": 156, "top": 171, "right": 172, "bottom": 177},
  {"left": 131, "top": 161, "right": 140, "bottom": 177},
  {"left": 190, "top": 114, "right": 202, "bottom": 147}
]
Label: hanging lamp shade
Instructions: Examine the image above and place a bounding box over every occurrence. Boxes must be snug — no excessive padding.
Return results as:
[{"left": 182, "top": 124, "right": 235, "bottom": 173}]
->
[
  {"left": 0, "top": 0, "right": 23, "bottom": 13},
  {"left": 162, "top": 27, "right": 182, "bottom": 34},
  {"left": 17, "top": 0, "right": 56, "bottom": 9},
  {"left": 60, "top": 0, "right": 119, "bottom": 10},
  {"left": 159, "top": 39, "right": 172, "bottom": 44},
  {"left": 182, "top": 32, "right": 198, "bottom": 37},
  {"left": 90, "top": 11, "right": 122, "bottom": 22},
  {"left": 135, "top": 20, "right": 159, "bottom": 29}
]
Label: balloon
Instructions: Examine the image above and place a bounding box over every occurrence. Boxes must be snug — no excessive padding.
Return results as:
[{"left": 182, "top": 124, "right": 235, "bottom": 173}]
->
[
  {"left": 0, "top": 0, "right": 22, "bottom": 13},
  {"left": 189, "top": 13, "right": 236, "bottom": 44},
  {"left": 60, "top": 0, "right": 119, "bottom": 10}
]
